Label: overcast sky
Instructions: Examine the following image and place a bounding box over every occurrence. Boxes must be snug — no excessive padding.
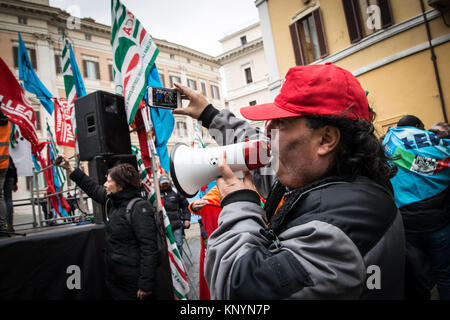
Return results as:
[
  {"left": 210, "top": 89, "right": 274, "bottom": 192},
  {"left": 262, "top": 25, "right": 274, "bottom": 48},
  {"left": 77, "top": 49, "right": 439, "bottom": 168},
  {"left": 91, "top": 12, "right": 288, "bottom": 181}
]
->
[{"left": 49, "top": 0, "right": 260, "bottom": 57}]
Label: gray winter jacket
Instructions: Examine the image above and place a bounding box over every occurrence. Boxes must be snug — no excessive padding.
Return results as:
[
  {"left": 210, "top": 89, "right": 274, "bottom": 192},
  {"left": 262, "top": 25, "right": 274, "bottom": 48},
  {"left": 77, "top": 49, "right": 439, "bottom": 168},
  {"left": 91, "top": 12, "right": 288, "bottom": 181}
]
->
[{"left": 200, "top": 105, "right": 405, "bottom": 299}]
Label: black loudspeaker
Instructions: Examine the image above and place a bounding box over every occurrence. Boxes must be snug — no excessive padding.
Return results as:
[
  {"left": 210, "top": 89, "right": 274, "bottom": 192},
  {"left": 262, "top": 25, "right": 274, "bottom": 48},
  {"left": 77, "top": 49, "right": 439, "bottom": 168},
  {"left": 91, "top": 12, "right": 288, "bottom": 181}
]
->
[
  {"left": 88, "top": 154, "right": 138, "bottom": 224},
  {"left": 75, "top": 91, "right": 132, "bottom": 161}
]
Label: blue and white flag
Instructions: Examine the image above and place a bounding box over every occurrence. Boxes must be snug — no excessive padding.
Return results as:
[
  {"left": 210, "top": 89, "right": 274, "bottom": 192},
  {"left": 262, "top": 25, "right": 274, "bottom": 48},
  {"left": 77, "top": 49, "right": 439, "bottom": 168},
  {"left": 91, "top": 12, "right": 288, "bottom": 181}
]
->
[
  {"left": 383, "top": 126, "right": 450, "bottom": 208},
  {"left": 18, "top": 33, "right": 54, "bottom": 115}
]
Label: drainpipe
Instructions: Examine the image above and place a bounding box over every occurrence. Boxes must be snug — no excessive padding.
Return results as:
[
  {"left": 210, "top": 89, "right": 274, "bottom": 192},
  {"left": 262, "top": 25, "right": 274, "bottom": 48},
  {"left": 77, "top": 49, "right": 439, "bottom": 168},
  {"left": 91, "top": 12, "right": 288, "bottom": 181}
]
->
[{"left": 420, "top": 0, "right": 448, "bottom": 123}]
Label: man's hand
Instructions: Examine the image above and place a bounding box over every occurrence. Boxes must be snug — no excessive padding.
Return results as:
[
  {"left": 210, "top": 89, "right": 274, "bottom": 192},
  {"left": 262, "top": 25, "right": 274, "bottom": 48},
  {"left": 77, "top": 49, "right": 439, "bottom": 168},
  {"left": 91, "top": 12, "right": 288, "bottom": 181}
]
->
[
  {"left": 216, "top": 152, "right": 257, "bottom": 202},
  {"left": 172, "top": 82, "right": 209, "bottom": 119},
  {"left": 137, "top": 289, "right": 152, "bottom": 300}
]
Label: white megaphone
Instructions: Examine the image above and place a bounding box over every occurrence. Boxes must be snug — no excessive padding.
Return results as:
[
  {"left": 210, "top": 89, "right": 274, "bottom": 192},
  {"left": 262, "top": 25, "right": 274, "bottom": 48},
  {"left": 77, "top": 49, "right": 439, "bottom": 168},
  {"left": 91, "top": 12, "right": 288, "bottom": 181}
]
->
[{"left": 170, "top": 140, "right": 271, "bottom": 197}]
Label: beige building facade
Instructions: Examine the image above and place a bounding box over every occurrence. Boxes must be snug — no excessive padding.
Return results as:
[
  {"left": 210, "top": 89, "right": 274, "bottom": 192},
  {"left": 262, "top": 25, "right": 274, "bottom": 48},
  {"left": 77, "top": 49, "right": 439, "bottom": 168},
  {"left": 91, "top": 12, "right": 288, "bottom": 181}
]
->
[
  {"left": 256, "top": 0, "right": 450, "bottom": 134},
  {"left": 0, "top": 0, "right": 223, "bottom": 218},
  {"left": 217, "top": 22, "right": 271, "bottom": 130},
  {"left": 0, "top": 0, "right": 223, "bottom": 151}
]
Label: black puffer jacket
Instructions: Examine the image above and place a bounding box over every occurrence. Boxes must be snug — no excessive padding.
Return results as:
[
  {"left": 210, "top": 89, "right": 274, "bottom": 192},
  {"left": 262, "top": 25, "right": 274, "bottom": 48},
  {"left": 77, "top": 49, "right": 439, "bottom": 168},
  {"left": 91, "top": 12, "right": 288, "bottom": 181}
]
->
[
  {"left": 160, "top": 186, "right": 190, "bottom": 230},
  {"left": 399, "top": 187, "right": 450, "bottom": 233},
  {"left": 70, "top": 168, "right": 158, "bottom": 299}
]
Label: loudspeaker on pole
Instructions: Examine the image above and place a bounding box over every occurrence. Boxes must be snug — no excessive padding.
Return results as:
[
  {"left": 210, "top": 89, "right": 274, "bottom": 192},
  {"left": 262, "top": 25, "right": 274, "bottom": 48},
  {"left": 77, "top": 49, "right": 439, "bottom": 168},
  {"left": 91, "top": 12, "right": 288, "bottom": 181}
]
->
[{"left": 75, "top": 91, "right": 132, "bottom": 161}]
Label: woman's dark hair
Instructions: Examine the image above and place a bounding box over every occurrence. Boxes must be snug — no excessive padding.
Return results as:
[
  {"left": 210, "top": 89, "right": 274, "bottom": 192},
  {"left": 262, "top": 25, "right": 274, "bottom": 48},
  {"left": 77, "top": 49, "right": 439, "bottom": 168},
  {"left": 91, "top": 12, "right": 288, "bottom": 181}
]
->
[
  {"left": 108, "top": 163, "right": 141, "bottom": 190},
  {"left": 304, "top": 111, "right": 395, "bottom": 189}
]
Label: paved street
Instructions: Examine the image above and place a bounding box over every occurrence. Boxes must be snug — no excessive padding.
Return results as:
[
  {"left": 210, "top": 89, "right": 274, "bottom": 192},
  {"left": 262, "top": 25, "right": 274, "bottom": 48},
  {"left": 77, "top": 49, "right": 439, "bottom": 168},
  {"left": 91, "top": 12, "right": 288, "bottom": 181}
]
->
[{"left": 183, "top": 223, "right": 201, "bottom": 300}]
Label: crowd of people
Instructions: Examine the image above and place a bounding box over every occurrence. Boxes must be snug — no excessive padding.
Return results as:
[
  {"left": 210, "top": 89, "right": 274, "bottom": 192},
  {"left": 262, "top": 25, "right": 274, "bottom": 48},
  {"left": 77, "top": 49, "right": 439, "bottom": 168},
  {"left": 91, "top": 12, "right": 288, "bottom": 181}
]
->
[{"left": 47, "top": 62, "right": 448, "bottom": 300}]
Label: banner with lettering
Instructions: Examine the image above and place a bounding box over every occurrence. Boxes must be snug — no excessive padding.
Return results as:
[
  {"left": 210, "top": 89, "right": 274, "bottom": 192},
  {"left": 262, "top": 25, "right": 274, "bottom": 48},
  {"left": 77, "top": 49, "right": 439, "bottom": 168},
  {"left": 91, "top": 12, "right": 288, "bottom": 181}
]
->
[
  {"left": 383, "top": 126, "right": 450, "bottom": 207},
  {"left": 54, "top": 99, "right": 75, "bottom": 148},
  {"left": 0, "top": 57, "right": 45, "bottom": 155}
]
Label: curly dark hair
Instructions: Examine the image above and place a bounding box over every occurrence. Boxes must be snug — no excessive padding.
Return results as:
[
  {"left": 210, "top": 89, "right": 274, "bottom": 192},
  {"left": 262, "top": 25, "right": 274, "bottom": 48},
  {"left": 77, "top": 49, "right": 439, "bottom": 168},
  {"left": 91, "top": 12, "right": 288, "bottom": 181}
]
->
[
  {"left": 304, "top": 111, "right": 395, "bottom": 189},
  {"left": 108, "top": 163, "right": 141, "bottom": 190}
]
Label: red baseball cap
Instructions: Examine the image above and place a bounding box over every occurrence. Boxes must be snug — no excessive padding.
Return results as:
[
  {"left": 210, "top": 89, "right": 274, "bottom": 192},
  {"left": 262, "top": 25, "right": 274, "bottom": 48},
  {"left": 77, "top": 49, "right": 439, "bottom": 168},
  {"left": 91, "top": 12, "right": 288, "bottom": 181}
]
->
[{"left": 240, "top": 62, "right": 372, "bottom": 122}]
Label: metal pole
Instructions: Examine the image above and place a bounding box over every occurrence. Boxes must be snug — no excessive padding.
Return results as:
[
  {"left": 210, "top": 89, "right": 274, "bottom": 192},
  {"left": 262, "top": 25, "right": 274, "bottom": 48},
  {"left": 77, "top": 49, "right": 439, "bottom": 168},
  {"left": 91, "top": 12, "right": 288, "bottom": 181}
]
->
[
  {"left": 34, "top": 168, "right": 43, "bottom": 228},
  {"left": 30, "top": 169, "right": 37, "bottom": 228},
  {"left": 140, "top": 108, "right": 163, "bottom": 211}
]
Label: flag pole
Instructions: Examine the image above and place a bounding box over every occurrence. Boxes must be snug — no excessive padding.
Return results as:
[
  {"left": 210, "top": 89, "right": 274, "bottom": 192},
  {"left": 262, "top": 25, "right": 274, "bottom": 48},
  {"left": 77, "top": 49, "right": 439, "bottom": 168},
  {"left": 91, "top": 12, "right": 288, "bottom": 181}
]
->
[{"left": 140, "top": 107, "right": 163, "bottom": 212}]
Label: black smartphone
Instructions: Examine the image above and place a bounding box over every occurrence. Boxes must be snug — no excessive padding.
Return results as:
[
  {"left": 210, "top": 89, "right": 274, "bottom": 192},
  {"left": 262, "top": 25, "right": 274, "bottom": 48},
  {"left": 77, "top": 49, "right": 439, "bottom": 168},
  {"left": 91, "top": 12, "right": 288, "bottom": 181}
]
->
[
  {"left": 54, "top": 156, "right": 64, "bottom": 166},
  {"left": 147, "top": 87, "right": 181, "bottom": 109}
]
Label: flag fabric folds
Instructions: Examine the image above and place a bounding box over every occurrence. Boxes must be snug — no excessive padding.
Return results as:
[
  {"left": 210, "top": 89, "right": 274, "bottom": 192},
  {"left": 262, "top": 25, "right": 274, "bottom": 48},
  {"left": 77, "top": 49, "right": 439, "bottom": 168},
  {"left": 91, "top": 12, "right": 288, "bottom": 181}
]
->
[
  {"left": 68, "top": 41, "right": 86, "bottom": 99},
  {"left": 383, "top": 126, "right": 450, "bottom": 208},
  {"left": 53, "top": 99, "right": 75, "bottom": 148},
  {"left": 17, "top": 33, "right": 54, "bottom": 115},
  {"left": 192, "top": 122, "right": 205, "bottom": 148},
  {"left": 111, "top": 0, "right": 159, "bottom": 125},
  {"left": 42, "top": 122, "right": 71, "bottom": 218},
  {"left": 0, "top": 57, "right": 45, "bottom": 155},
  {"left": 61, "top": 34, "right": 78, "bottom": 106},
  {"left": 61, "top": 33, "right": 86, "bottom": 140}
]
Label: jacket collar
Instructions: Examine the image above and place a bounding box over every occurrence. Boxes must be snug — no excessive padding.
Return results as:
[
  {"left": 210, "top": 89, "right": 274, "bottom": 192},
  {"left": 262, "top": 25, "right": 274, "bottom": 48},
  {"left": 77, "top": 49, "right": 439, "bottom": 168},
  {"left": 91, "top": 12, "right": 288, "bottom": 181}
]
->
[{"left": 108, "top": 187, "right": 141, "bottom": 207}]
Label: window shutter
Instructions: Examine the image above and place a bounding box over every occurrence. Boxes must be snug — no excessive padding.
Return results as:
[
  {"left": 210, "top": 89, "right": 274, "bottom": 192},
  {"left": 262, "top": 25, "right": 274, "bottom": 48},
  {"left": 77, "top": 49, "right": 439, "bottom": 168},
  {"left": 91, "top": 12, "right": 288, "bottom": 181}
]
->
[
  {"left": 201, "top": 82, "right": 207, "bottom": 96},
  {"left": 82, "top": 60, "right": 88, "bottom": 78},
  {"left": 95, "top": 62, "right": 100, "bottom": 80},
  {"left": 289, "top": 23, "right": 304, "bottom": 66},
  {"left": 29, "top": 49, "right": 37, "bottom": 70},
  {"left": 342, "top": 0, "right": 362, "bottom": 43},
  {"left": 377, "top": 0, "right": 394, "bottom": 29},
  {"left": 54, "top": 55, "right": 61, "bottom": 74},
  {"left": 312, "top": 9, "right": 329, "bottom": 58},
  {"left": 109, "top": 65, "right": 114, "bottom": 82},
  {"left": 13, "top": 47, "right": 18, "bottom": 68}
]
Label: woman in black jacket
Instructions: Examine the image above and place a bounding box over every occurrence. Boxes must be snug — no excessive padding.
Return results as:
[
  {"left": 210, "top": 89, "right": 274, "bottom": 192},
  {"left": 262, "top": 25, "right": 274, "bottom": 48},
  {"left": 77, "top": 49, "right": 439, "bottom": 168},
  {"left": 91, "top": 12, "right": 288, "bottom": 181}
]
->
[{"left": 56, "top": 155, "right": 159, "bottom": 300}]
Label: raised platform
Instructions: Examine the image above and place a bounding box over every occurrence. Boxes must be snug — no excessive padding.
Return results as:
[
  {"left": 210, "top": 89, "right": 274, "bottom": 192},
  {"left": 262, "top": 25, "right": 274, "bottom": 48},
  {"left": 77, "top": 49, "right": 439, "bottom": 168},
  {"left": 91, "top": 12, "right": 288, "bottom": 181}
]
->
[{"left": 0, "top": 223, "right": 110, "bottom": 299}]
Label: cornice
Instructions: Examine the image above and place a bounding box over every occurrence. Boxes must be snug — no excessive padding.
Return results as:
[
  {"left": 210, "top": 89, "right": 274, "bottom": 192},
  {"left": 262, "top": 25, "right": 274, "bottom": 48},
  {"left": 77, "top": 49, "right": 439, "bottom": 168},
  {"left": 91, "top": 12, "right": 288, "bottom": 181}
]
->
[{"left": 215, "top": 38, "right": 264, "bottom": 65}]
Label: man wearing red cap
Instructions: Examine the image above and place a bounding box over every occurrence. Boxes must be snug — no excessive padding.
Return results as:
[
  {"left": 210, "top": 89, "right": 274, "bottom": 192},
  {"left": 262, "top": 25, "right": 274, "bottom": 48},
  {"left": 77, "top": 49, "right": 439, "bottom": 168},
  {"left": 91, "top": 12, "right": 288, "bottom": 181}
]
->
[{"left": 173, "top": 63, "right": 405, "bottom": 299}]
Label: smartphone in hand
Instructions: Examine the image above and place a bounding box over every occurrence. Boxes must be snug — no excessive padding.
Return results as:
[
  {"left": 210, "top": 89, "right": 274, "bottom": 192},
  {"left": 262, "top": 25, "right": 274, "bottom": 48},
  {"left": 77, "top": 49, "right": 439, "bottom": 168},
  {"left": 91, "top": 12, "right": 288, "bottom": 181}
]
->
[
  {"left": 54, "top": 155, "right": 64, "bottom": 166},
  {"left": 147, "top": 87, "right": 181, "bottom": 109}
]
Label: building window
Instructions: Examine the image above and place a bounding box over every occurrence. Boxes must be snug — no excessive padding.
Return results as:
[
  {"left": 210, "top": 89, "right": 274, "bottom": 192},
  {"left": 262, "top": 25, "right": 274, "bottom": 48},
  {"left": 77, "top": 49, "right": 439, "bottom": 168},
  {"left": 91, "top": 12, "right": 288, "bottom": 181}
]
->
[
  {"left": 85, "top": 34, "right": 92, "bottom": 41},
  {"left": 249, "top": 100, "right": 257, "bottom": 106},
  {"left": 211, "top": 84, "right": 220, "bottom": 100},
  {"left": 200, "top": 82, "right": 207, "bottom": 96},
  {"left": 176, "top": 121, "right": 187, "bottom": 137},
  {"left": 83, "top": 59, "right": 100, "bottom": 80},
  {"left": 289, "top": 9, "right": 328, "bottom": 65},
  {"left": 18, "top": 17, "right": 27, "bottom": 25},
  {"left": 244, "top": 67, "right": 253, "bottom": 84},
  {"left": 108, "top": 64, "right": 114, "bottom": 82},
  {"left": 170, "top": 75, "right": 181, "bottom": 87},
  {"left": 186, "top": 58, "right": 191, "bottom": 63},
  {"left": 35, "top": 110, "right": 41, "bottom": 131},
  {"left": 240, "top": 35, "right": 247, "bottom": 45},
  {"left": 187, "top": 78, "right": 197, "bottom": 90},
  {"left": 159, "top": 73, "right": 165, "bottom": 87},
  {"left": 342, "top": 0, "right": 393, "bottom": 43},
  {"left": 170, "top": 54, "right": 175, "bottom": 60},
  {"left": 54, "top": 55, "right": 62, "bottom": 74},
  {"left": 13, "top": 47, "right": 37, "bottom": 70}
]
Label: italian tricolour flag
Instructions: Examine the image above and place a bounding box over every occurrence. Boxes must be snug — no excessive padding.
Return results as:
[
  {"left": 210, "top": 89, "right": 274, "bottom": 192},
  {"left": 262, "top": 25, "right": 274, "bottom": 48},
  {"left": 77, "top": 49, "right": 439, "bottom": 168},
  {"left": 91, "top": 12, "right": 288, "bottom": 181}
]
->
[{"left": 111, "top": 0, "right": 159, "bottom": 125}]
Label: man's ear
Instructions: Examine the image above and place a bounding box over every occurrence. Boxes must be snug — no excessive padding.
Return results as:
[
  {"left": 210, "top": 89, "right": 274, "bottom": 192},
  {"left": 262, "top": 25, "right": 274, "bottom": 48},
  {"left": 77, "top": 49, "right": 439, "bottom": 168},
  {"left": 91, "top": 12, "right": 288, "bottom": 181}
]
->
[{"left": 317, "top": 126, "right": 340, "bottom": 156}]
